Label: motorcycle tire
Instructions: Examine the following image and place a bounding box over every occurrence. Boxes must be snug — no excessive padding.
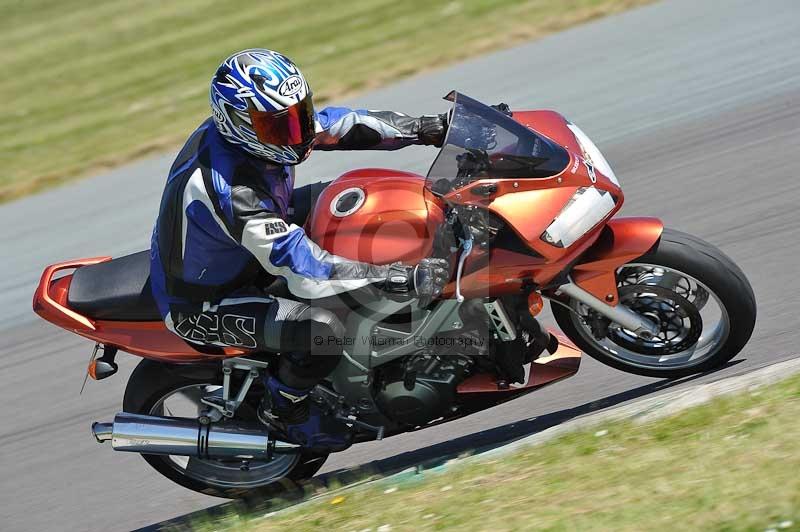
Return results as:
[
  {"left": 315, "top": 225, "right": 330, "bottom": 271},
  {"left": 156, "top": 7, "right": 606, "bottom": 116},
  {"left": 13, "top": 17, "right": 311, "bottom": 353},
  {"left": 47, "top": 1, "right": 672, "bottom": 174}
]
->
[
  {"left": 553, "top": 228, "right": 756, "bottom": 379},
  {"left": 122, "top": 359, "right": 328, "bottom": 499}
]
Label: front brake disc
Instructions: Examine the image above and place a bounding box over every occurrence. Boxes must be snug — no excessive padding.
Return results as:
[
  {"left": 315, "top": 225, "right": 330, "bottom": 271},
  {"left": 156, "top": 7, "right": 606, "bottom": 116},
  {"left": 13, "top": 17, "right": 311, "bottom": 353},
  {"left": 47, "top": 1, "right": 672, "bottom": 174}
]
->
[{"left": 610, "top": 284, "right": 703, "bottom": 356}]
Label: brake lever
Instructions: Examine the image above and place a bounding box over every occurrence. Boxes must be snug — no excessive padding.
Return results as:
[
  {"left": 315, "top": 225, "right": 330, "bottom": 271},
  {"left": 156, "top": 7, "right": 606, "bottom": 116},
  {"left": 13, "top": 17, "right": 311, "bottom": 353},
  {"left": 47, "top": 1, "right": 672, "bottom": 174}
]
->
[{"left": 454, "top": 234, "right": 474, "bottom": 303}]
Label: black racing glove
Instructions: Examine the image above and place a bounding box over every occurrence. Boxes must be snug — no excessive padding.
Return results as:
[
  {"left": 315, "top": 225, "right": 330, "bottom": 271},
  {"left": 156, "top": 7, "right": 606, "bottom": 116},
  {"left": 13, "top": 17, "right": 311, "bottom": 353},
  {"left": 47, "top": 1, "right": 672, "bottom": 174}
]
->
[
  {"left": 419, "top": 104, "right": 508, "bottom": 147},
  {"left": 383, "top": 258, "right": 450, "bottom": 305},
  {"left": 491, "top": 102, "right": 512, "bottom": 116},
  {"left": 417, "top": 114, "right": 449, "bottom": 147}
]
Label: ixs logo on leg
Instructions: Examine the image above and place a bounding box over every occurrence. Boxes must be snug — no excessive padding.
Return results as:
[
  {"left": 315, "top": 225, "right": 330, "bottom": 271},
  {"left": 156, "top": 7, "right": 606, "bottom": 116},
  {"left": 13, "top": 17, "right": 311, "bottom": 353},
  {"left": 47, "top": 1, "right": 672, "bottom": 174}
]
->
[
  {"left": 175, "top": 313, "right": 258, "bottom": 348},
  {"left": 264, "top": 219, "right": 288, "bottom": 236}
]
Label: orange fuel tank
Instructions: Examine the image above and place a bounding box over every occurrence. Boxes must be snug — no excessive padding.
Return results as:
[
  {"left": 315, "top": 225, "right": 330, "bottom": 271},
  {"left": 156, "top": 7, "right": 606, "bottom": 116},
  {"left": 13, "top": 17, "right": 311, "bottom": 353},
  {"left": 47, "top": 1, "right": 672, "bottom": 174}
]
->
[{"left": 305, "top": 169, "right": 445, "bottom": 265}]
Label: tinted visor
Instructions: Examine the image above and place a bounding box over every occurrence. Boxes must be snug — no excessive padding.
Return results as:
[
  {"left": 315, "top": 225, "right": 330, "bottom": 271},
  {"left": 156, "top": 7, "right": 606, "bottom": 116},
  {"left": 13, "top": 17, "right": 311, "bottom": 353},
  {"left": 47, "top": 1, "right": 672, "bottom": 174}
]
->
[{"left": 249, "top": 95, "right": 316, "bottom": 146}]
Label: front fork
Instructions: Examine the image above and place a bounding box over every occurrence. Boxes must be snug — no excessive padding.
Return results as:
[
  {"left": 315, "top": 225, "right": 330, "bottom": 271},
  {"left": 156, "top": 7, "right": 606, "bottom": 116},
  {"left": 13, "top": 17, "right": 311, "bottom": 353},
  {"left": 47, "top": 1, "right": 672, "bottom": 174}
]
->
[
  {"left": 553, "top": 282, "right": 659, "bottom": 340},
  {"left": 548, "top": 217, "right": 665, "bottom": 340}
]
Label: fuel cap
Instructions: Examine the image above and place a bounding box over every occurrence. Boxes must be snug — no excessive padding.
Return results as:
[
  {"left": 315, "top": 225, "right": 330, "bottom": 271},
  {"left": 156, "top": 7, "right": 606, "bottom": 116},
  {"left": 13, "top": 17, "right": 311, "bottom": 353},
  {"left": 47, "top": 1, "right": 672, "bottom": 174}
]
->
[{"left": 330, "top": 187, "right": 366, "bottom": 217}]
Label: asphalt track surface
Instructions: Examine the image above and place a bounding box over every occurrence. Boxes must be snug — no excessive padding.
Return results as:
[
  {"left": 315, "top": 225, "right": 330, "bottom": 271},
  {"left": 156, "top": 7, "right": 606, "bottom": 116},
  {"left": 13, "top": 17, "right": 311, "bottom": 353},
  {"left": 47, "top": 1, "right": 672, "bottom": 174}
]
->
[{"left": 2, "top": 1, "right": 799, "bottom": 530}]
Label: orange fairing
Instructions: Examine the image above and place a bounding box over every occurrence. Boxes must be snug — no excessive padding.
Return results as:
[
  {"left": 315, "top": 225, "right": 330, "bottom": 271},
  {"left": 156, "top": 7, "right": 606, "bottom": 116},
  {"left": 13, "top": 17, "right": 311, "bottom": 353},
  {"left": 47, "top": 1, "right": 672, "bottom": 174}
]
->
[
  {"left": 457, "top": 332, "right": 580, "bottom": 393},
  {"left": 33, "top": 259, "right": 247, "bottom": 362},
  {"left": 305, "top": 169, "right": 445, "bottom": 265},
  {"left": 513, "top": 110, "right": 584, "bottom": 150},
  {"left": 571, "top": 217, "right": 664, "bottom": 305},
  {"left": 442, "top": 110, "right": 624, "bottom": 261}
]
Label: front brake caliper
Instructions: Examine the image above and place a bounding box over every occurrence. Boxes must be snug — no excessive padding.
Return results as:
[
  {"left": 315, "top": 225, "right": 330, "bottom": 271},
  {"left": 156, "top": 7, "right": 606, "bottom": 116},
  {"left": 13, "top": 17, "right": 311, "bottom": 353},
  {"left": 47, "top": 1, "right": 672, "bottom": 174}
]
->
[{"left": 585, "top": 310, "right": 610, "bottom": 340}]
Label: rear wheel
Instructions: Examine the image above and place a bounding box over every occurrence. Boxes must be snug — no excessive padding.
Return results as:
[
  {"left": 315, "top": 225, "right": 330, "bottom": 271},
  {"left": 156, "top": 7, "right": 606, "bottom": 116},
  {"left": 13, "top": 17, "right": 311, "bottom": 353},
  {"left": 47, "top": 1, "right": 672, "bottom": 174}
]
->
[
  {"left": 552, "top": 229, "right": 756, "bottom": 378},
  {"left": 123, "top": 359, "right": 327, "bottom": 499}
]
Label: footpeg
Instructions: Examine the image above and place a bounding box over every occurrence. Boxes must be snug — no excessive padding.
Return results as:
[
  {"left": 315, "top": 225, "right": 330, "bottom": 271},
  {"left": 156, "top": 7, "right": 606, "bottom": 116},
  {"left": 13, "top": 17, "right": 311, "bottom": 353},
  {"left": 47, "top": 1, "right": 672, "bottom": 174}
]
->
[{"left": 335, "top": 414, "right": 385, "bottom": 440}]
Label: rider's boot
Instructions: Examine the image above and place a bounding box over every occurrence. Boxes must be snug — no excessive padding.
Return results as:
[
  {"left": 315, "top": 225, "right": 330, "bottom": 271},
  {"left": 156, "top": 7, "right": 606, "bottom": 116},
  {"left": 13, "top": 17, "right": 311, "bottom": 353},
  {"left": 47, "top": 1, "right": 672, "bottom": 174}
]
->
[{"left": 258, "top": 375, "right": 351, "bottom": 452}]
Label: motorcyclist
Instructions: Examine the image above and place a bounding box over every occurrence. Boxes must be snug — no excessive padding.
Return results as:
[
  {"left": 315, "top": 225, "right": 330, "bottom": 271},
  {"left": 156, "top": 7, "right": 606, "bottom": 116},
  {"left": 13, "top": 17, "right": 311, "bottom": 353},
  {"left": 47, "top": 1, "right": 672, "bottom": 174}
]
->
[{"left": 150, "top": 49, "right": 449, "bottom": 451}]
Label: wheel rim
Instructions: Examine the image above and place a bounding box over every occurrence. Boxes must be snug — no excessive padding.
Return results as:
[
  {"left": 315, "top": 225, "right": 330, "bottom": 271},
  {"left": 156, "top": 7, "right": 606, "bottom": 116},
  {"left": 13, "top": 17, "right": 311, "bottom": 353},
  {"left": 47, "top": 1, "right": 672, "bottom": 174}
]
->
[
  {"left": 149, "top": 384, "right": 299, "bottom": 489},
  {"left": 569, "top": 263, "right": 730, "bottom": 371}
]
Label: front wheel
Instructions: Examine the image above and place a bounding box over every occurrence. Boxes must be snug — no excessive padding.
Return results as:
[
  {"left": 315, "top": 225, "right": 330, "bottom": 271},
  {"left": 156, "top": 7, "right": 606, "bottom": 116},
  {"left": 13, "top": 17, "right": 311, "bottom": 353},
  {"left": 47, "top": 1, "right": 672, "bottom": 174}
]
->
[
  {"left": 123, "top": 360, "right": 328, "bottom": 499},
  {"left": 552, "top": 229, "right": 756, "bottom": 379}
]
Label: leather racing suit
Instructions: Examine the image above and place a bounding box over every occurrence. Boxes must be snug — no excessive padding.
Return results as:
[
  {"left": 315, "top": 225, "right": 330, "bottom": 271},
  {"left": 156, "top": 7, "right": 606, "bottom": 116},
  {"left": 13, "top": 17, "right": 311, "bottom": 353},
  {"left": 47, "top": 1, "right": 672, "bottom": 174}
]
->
[{"left": 150, "top": 107, "right": 443, "bottom": 388}]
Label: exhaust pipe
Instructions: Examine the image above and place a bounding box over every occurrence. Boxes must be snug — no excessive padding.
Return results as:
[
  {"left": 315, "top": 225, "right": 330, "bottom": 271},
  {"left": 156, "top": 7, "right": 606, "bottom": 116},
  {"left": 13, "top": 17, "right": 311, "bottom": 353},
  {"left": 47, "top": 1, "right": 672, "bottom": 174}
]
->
[{"left": 92, "top": 412, "right": 298, "bottom": 460}]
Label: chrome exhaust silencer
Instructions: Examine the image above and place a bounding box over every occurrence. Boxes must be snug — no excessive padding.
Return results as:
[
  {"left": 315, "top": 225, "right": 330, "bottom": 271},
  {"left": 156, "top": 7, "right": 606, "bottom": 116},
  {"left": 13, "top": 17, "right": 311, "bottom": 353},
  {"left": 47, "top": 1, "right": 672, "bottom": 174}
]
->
[{"left": 92, "top": 412, "right": 298, "bottom": 459}]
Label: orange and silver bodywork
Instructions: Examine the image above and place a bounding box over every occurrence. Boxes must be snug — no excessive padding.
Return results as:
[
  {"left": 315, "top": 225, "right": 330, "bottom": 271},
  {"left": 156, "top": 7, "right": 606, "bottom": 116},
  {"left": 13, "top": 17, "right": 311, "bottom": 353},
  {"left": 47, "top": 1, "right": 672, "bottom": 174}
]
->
[
  {"left": 304, "top": 168, "right": 445, "bottom": 265},
  {"left": 33, "top": 258, "right": 247, "bottom": 363},
  {"left": 300, "top": 104, "right": 662, "bottom": 304},
  {"left": 33, "top": 94, "right": 664, "bottom": 394}
]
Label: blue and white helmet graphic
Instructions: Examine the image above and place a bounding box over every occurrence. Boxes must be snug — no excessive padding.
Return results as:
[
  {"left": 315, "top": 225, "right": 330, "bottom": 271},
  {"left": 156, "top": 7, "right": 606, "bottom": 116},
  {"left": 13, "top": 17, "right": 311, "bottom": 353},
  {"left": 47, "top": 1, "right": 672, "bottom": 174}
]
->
[{"left": 209, "top": 49, "right": 316, "bottom": 165}]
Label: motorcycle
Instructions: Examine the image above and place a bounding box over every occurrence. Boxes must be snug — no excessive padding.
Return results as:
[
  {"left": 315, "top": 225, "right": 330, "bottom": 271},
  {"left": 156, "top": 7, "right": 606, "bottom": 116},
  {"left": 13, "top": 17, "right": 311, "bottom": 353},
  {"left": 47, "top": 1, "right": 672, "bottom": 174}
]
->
[{"left": 33, "top": 91, "right": 756, "bottom": 498}]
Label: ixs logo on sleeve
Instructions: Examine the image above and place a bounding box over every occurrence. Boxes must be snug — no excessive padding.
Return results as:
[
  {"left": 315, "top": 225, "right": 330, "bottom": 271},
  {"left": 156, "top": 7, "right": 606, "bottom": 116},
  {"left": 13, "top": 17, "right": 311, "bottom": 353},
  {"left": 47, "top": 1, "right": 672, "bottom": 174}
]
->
[{"left": 264, "top": 219, "right": 288, "bottom": 236}]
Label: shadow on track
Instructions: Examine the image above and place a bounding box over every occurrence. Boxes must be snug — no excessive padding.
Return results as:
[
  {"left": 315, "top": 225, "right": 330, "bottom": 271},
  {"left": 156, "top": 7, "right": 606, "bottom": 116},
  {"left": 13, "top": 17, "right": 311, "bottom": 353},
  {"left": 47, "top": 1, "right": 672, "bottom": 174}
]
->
[{"left": 140, "top": 359, "right": 744, "bottom": 531}]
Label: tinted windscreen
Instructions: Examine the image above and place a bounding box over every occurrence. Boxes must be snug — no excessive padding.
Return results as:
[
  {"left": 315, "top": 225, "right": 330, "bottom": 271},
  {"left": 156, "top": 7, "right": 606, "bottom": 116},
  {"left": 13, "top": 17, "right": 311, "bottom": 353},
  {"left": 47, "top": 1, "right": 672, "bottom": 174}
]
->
[{"left": 426, "top": 92, "right": 569, "bottom": 195}]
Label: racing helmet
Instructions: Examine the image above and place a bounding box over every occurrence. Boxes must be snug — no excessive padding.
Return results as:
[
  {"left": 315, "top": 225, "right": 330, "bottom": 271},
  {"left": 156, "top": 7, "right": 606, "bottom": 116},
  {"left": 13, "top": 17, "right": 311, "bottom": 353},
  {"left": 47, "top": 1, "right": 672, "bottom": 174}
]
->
[{"left": 209, "top": 49, "right": 316, "bottom": 165}]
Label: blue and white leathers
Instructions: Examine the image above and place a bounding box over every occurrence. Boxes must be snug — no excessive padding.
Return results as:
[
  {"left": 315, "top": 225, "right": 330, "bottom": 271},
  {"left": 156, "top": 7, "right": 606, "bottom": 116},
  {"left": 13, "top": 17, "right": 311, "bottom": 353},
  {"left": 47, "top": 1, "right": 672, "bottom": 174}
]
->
[{"left": 151, "top": 105, "right": 435, "bottom": 329}]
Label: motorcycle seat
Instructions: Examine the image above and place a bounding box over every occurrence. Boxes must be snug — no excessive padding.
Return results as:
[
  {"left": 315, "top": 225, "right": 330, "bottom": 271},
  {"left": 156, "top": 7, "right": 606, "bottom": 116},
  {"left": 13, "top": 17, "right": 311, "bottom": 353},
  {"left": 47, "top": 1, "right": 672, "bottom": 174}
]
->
[
  {"left": 67, "top": 251, "right": 293, "bottom": 321},
  {"left": 68, "top": 250, "right": 162, "bottom": 321}
]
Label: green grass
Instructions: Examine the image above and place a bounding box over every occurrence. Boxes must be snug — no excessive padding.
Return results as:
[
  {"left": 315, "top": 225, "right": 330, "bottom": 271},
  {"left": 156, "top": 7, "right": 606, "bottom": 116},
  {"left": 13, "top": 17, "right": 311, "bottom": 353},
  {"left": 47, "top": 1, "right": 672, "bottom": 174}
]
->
[
  {"left": 203, "top": 373, "right": 800, "bottom": 531},
  {"left": 0, "top": 0, "right": 651, "bottom": 202}
]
